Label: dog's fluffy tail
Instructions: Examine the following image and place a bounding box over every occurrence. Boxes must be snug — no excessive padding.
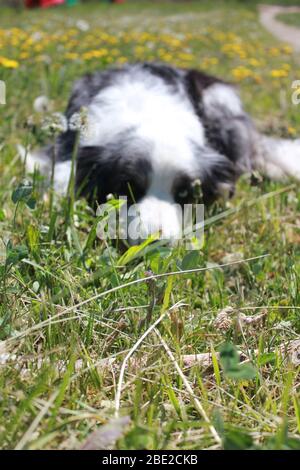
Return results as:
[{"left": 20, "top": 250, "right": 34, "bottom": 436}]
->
[
  {"left": 254, "top": 135, "right": 300, "bottom": 181},
  {"left": 17, "top": 144, "right": 71, "bottom": 195}
]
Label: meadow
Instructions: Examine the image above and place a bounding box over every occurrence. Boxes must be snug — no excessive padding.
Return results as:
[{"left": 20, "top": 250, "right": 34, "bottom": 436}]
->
[{"left": 0, "top": 0, "right": 300, "bottom": 450}]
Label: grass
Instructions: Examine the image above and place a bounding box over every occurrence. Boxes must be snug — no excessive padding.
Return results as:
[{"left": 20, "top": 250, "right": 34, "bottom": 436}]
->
[
  {"left": 0, "top": 0, "right": 300, "bottom": 450},
  {"left": 277, "top": 12, "right": 300, "bottom": 28}
]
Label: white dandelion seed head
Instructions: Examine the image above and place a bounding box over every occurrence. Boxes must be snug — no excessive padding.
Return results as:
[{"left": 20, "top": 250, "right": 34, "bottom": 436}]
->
[
  {"left": 33, "top": 95, "right": 51, "bottom": 113},
  {"left": 76, "top": 20, "right": 90, "bottom": 32},
  {"left": 31, "top": 31, "right": 43, "bottom": 42},
  {"left": 41, "top": 112, "right": 68, "bottom": 135},
  {"left": 69, "top": 108, "right": 94, "bottom": 138}
]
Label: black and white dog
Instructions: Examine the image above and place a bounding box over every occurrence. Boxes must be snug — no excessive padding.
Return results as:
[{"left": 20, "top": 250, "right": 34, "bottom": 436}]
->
[{"left": 23, "top": 63, "right": 300, "bottom": 242}]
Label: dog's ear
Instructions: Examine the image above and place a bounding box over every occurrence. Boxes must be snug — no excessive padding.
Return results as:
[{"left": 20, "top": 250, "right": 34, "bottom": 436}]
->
[
  {"left": 185, "top": 70, "right": 254, "bottom": 174},
  {"left": 184, "top": 69, "right": 226, "bottom": 112}
]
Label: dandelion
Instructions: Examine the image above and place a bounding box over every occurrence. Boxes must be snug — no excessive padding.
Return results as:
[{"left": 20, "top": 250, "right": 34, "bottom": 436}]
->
[
  {"left": 41, "top": 112, "right": 68, "bottom": 136},
  {"left": 270, "top": 69, "right": 288, "bottom": 79},
  {"left": 231, "top": 66, "right": 253, "bottom": 81},
  {"left": 248, "top": 58, "right": 261, "bottom": 67},
  {"left": 30, "top": 31, "right": 43, "bottom": 42},
  {"left": 282, "top": 45, "right": 292, "bottom": 55},
  {"left": 69, "top": 107, "right": 94, "bottom": 138},
  {"left": 33, "top": 95, "right": 51, "bottom": 113},
  {"left": 76, "top": 20, "right": 90, "bottom": 32},
  {"left": 269, "top": 47, "right": 281, "bottom": 57},
  {"left": 202, "top": 57, "right": 219, "bottom": 68},
  {"left": 65, "top": 52, "right": 79, "bottom": 61},
  {"left": 0, "top": 56, "right": 19, "bottom": 68}
]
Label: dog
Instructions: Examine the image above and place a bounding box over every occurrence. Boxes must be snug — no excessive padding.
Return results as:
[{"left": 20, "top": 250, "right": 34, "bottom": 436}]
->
[{"left": 21, "top": 62, "right": 300, "bottom": 243}]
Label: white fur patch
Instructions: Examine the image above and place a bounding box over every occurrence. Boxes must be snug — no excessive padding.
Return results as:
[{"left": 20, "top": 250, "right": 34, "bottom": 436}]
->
[
  {"left": 17, "top": 145, "right": 50, "bottom": 174},
  {"left": 257, "top": 136, "right": 300, "bottom": 180},
  {"left": 18, "top": 145, "right": 71, "bottom": 195},
  {"left": 127, "top": 195, "right": 182, "bottom": 244},
  {"left": 52, "top": 161, "right": 72, "bottom": 194},
  {"left": 82, "top": 69, "right": 206, "bottom": 182},
  {"left": 202, "top": 83, "right": 243, "bottom": 117}
]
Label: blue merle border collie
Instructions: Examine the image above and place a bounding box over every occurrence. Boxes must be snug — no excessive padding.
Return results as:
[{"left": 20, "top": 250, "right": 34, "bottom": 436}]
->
[{"left": 22, "top": 62, "right": 300, "bottom": 243}]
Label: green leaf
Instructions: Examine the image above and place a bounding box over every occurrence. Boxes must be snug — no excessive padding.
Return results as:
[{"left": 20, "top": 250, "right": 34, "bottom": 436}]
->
[
  {"left": 12, "top": 180, "right": 33, "bottom": 204},
  {"left": 122, "top": 426, "right": 152, "bottom": 450},
  {"left": 211, "top": 345, "right": 221, "bottom": 387},
  {"left": 219, "top": 342, "right": 240, "bottom": 371},
  {"left": 26, "top": 197, "right": 36, "bottom": 209},
  {"left": 27, "top": 225, "right": 40, "bottom": 254},
  {"left": 220, "top": 342, "right": 257, "bottom": 381},
  {"left": 257, "top": 352, "right": 276, "bottom": 366},
  {"left": 11, "top": 180, "right": 36, "bottom": 210},
  {"left": 118, "top": 235, "right": 158, "bottom": 266},
  {"left": 181, "top": 250, "right": 201, "bottom": 270},
  {"left": 6, "top": 243, "right": 28, "bottom": 267},
  {"left": 162, "top": 275, "right": 173, "bottom": 311},
  {"left": 212, "top": 409, "right": 224, "bottom": 437},
  {"left": 223, "top": 429, "right": 254, "bottom": 450},
  {"left": 225, "top": 364, "right": 257, "bottom": 380}
]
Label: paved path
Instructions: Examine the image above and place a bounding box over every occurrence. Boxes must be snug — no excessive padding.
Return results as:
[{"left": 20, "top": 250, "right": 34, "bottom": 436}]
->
[{"left": 259, "top": 4, "right": 300, "bottom": 52}]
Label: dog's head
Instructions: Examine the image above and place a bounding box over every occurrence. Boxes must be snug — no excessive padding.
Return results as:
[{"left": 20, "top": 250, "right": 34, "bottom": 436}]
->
[
  {"left": 76, "top": 135, "right": 235, "bottom": 245},
  {"left": 72, "top": 64, "right": 240, "bottom": 244}
]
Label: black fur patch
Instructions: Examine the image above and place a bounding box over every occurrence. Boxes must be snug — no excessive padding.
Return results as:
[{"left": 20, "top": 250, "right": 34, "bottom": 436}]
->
[
  {"left": 192, "top": 144, "right": 237, "bottom": 203},
  {"left": 142, "top": 62, "right": 182, "bottom": 91},
  {"left": 203, "top": 115, "right": 255, "bottom": 174},
  {"left": 201, "top": 162, "right": 236, "bottom": 203},
  {"left": 184, "top": 69, "right": 226, "bottom": 117},
  {"left": 75, "top": 139, "right": 153, "bottom": 206}
]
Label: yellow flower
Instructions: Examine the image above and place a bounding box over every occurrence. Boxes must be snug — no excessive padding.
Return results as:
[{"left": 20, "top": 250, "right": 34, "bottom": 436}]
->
[
  {"left": 248, "top": 58, "right": 261, "bottom": 67},
  {"left": 270, "top": 69, "right": 288, "bottom": 79},
  {"left": 231, "top": 66, "right": 252, "bottom": 81},
  {"left": 269, "top": 47, "right": 280, "bottom": 57},
  {"left": 221, "top": 42, "right": 247, "bottom": 59},
  {"left": 282, "top": 45, "right": 292, "bottom": 55},
  {"left": 288, "top": 126, "right": 296, "bottom": 136},
  {"left": 117, "top": 57, "right": 128, "bottom": 64},
  {"left": 82, "top": 49, "right": 108, "bottom": 60},
  {"left": 65, "top": 52, "right": 79, "bottom": 61},
  {"left": 177, "top": 52, "right": 193, "bottom": 62},
  {"left": 202, "top": 57, "right": 219, "bottom": 67},
  {"left": 0, "top": 56, "right": 19, "bottom": 68}
]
